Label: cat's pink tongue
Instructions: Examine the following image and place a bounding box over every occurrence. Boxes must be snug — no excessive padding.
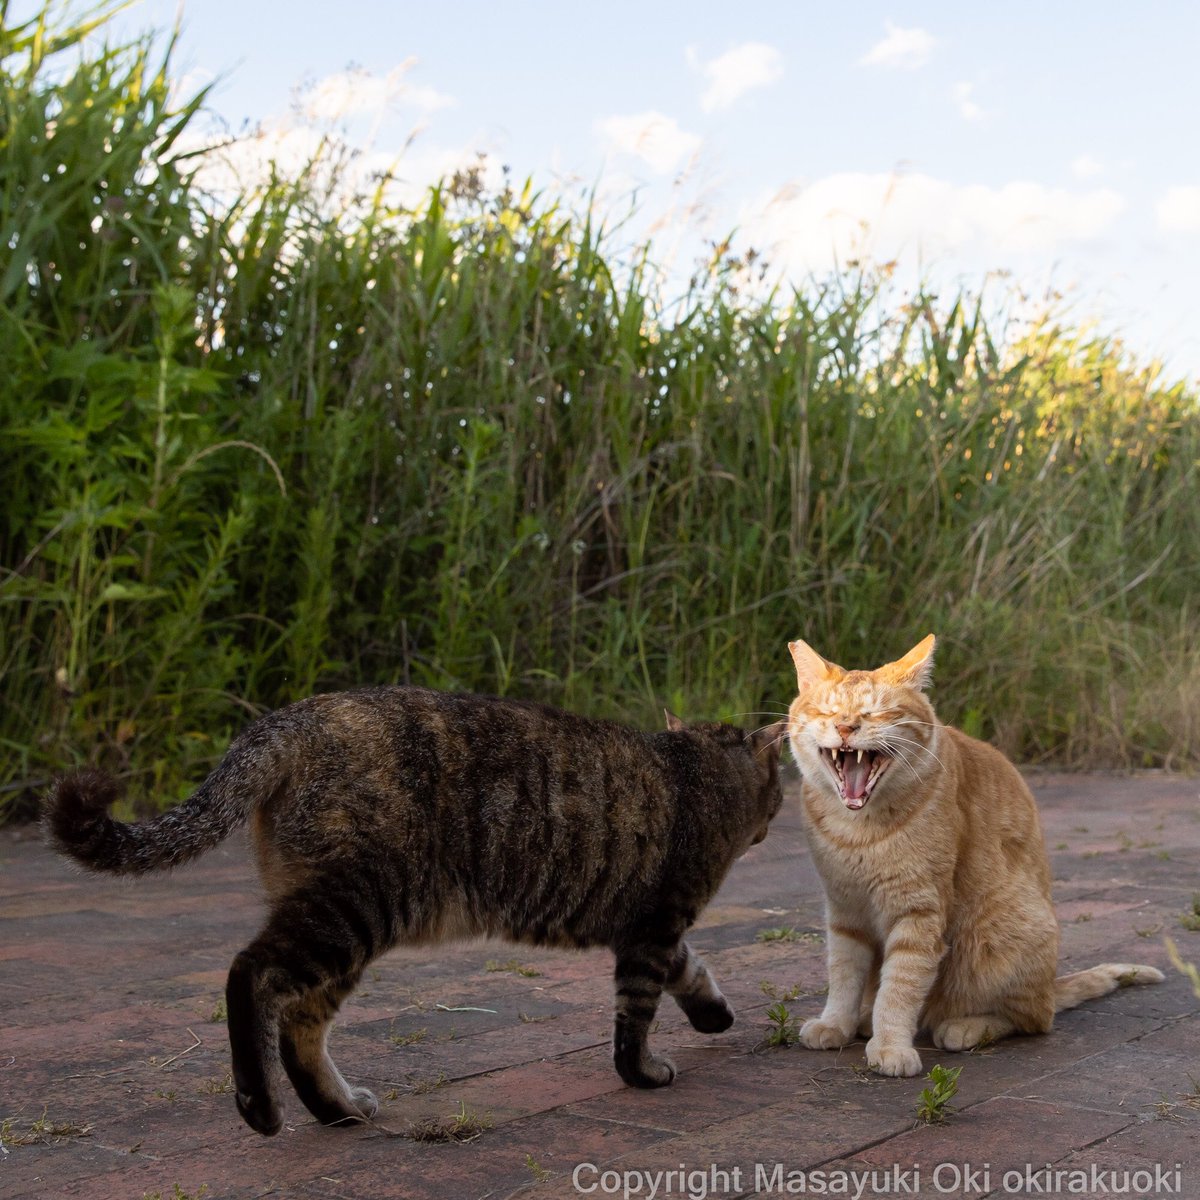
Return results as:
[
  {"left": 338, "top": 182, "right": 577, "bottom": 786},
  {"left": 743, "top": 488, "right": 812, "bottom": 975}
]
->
[{"left": 841, "top": 756, "right": 872, "bottom": 804}]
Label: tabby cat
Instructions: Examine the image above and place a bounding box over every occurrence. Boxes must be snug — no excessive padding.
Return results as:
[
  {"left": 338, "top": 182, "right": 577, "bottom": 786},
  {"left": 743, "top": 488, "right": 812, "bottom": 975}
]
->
[
  {"left": 785, "top": 634, "right": 1163, "bottom": 1078},
  {"left": 46, "top": 686, "right": 785, "bottom": 1134}
]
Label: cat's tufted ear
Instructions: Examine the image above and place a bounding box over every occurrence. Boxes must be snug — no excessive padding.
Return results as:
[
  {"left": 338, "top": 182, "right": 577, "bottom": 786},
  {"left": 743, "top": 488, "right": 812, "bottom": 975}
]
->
[
  {"left": 664, "top": 709, "right": 686, "bottom": 732},
  {"left": 878, "top": 634, "right": 936, "bottom": 690},
  {"left": 788, "top": 639, "right": 845, "bottom": 689}
]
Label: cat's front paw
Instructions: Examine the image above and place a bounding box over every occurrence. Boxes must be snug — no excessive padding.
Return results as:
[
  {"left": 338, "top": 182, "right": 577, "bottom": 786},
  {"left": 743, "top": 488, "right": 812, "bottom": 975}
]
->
[
  {"left": 799, "top": 1018, "right": 855, "bottom": 1050},
  {"left": 865, "top": 1037, "right": 922, "bottom": 1077},
  {"left": 235, "top": 1088, "right": 284, "bottom": 1136}
]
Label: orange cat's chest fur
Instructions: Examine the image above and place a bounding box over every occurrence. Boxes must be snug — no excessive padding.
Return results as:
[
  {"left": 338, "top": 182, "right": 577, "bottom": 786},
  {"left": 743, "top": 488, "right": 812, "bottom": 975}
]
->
[{"left": 797, "top": 724, "right": 1053, "bottom": 958}]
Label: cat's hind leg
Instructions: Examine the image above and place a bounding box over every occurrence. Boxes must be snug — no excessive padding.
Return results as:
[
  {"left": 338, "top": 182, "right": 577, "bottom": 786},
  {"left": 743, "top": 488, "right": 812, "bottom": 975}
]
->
[
  {"left": 226, "top": 881, "right": 384, "bottom": 1135},
  {"left": 930, "top": 1014, "right": 1016, "bottom": 1051},
  {"left": 665, "top": 941, "right": 734, "bottom": 1033},
  {"left": 279, "top": 975, "right": 379, "bottom": 1127}
]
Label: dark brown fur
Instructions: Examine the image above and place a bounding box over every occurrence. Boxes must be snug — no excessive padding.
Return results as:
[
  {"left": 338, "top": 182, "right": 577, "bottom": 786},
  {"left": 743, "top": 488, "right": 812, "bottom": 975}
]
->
[{"left": 45, "top": 686, "right": 785, "bottom": 1135}]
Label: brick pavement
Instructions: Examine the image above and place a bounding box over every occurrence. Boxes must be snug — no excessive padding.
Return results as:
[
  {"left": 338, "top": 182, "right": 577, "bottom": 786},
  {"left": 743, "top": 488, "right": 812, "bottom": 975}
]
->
[{"left": 1, "top": 772, "right": 1197, "bottom": 1199}]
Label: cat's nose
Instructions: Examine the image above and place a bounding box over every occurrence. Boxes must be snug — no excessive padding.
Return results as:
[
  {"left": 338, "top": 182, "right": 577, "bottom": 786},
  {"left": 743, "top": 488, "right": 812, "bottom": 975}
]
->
[{"left": 835, "top": 723, "right": 859, "bottom": 742}]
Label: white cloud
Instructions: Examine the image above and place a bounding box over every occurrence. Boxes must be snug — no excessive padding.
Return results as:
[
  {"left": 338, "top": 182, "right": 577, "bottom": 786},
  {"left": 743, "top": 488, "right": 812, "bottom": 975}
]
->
[
  {"left": 953, "top": 82, "right": 983, "bottom": 121},
  {"left": 742, "top": 172, "right": 1126, "bottom": 274},
  {"left": 595, "top": 111, "right": 701, "bottom": 175},
  {"left": 690, "top": 42, "right": 784, "bottom": 113},
  {"left": 185, "top": 123, "right": 328, "bottom": 197},
  {"left": 1070, "top": 154, "right": 1104, "bottom": 180},
  {"left": 860, "top": 23, "right": 937, "bottom": 70},
  {"left": 174, "top": 59, "right": 462, "bottom": 207},
  {"left": 1156, "top": 186, "right": 1200, "bottom": 233},
  {"left": 302, "top": 63, "right": 454, "bottom": 124}
]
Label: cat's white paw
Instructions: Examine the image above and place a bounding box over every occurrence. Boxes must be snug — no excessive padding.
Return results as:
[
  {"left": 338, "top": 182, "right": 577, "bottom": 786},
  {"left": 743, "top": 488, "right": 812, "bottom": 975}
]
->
[
  {"left": 932, "top": 1017, "right": 995, "bottom": 1052},
  {"left": 865, "top": 1037, "right": 922, "bottom": 1077},
  {"left": 800, "top": 1018, "right": 855, "bottom": 1050}
]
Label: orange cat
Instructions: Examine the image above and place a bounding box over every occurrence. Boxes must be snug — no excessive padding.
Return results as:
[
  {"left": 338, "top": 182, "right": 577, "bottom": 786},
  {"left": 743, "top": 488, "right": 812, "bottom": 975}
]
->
[{"left": 785, "top": 634, "right": 1163, "bottom": 1077}]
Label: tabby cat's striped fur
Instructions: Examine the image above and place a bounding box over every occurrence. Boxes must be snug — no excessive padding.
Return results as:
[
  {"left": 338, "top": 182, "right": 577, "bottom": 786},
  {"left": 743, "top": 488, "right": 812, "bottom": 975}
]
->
[{"left": 46, "top": 686, "right": 785, "bottom": 1135}]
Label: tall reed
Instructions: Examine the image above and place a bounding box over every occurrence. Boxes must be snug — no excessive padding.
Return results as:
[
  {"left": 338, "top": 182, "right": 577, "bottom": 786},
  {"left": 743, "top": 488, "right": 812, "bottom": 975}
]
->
[{"left": 2, "top": 4, "right": 1197, "bottom": 818}]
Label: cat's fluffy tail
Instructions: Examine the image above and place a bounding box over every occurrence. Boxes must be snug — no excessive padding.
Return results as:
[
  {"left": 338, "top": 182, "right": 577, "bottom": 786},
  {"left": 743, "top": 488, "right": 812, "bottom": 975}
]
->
[
  {"left": 44, "top": 739, "right": 269, "bottom": 875},
  {"left": 1054, "top": 962, "right": 1165, "bottom": 1011}
]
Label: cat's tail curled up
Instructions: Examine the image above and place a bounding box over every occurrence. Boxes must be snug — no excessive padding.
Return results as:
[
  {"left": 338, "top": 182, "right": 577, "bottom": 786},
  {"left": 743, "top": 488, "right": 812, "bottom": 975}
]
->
[
  {"left": 1054, "top": 962, "right": 1165, "bottom": 1011},
  {"left": 44, "top": 733, "right": 276, "bottom": 875}
]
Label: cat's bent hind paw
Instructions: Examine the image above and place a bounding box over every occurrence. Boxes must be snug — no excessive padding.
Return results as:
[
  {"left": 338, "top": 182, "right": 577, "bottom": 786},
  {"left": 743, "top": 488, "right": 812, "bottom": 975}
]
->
[
  {"left": 931, "top": 1015, "right": 1012, "bottom": 1052},
  {"left": 679, "top": 995, "right": 735, "bottom": 1034},
  {"left": 865, "top": 1037, "right": 923, "bottom": 1077},
  {"left": 799, "top": 1018, "right": 855, "bottom": 1050},
  {"left": 321, "top": 1086, "right": 379, "bottom": 1126},
  {"left": 615, "top": 1051, "right": 677, "bottom": 1089},
  {"left": 235, "top": 1088, "right": 284, "bottom": 1136}
]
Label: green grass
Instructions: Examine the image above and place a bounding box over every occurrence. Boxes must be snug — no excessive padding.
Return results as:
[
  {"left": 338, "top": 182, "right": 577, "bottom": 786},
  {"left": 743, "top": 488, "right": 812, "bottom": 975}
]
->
[
  {"left": 916, "top": 1064, "right": 962, "bottom": 1125},
  {"left": 1179, "top": 896, "right": 1200, "bottom": 932},
  {"left": 3, "top": 2, "right": 1199, "bottom": 821},
  {"left": 484, "top": 958, "right": 542, "bottom": 977},
  {"left": 762, "top": 1000, "right": 801, "bottom": 1047}
]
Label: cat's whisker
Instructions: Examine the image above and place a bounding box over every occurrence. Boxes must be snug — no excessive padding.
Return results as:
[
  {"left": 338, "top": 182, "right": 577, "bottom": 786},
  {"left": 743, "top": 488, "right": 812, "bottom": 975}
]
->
[
  {"left": 881, "top": 741, "right": 923, "bottom": 784},
  {"left": 878, "top": 733, "right": 946, "bottom": 773}
]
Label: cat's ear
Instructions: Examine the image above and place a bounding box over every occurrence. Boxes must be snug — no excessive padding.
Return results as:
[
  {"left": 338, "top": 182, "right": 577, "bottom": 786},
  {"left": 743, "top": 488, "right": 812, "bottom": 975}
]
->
[
  {"left": 788, "top": 639, "right": 844, "bottom": 689},
  {"left": 748, "top": 720, "right": 786, "bottom": 762},
  {"left": 878, "top": 634, "right": 936, "bottom": 690},
  {"left": 664, "top": 709, "right": 686, "bottom": 732}
]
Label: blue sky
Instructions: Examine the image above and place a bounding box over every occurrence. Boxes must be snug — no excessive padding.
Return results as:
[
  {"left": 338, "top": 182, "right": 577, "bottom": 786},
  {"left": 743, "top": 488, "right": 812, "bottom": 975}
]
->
[{"left": 97, "top": 1, "right": 1200, "bottom": 382}]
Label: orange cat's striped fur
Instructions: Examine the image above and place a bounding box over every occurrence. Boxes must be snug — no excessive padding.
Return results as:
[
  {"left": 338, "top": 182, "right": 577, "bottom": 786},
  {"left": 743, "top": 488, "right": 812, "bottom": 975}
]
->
[{"left": 786, "top": 634, "right": 1164, "bottom": 1078}]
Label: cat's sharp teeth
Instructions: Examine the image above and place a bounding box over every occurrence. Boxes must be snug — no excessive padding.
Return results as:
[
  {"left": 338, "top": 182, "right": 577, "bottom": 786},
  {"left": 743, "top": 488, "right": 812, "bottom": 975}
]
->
[{"left": 856, "top": 749, "right": 863, "bottom": 762}]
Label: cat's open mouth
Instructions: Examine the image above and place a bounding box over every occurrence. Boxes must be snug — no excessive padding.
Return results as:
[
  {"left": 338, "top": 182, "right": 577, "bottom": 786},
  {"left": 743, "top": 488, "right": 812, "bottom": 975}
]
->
[{"left": 824, "top": 747, "right": 892, "bottom": 810}]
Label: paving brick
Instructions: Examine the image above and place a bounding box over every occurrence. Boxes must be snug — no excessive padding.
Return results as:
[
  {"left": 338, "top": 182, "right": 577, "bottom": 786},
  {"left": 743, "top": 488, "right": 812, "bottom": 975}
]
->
[{"left": 3, "top": 772, "right": 1198, "bottom": 1200}]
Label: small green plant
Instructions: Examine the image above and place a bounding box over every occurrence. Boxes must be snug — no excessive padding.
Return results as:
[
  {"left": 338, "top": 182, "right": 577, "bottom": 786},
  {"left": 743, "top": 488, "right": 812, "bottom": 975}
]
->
[
  {"left": 1178, "top": 896, "right": 1200, "bottom": 932},
  {"left": 756, "top": 927, "right": 822, "bottom": 944},
  {"left": 525, "top": 1152, "right": 552, "bottom": 1183},
  {"left": 196, "top": 1074, "right": 233, "bottom": 1096},
  {"left": 406, "top": 1101, "right": 492, "bottom": 1143},
  {"left": 485, "top": 958, "right": 541, "bottom": 977},
  {"left": 759, "top": 980, "right": 802, "bottom": 1001},
  {"left": 410, "top": 1070, "right": 449, "bottom": 1095},
  {"left": 763, "top": 1001, "right": 801, "bottom": 1047},
  {"left": 1166, "top": 938, "right": 1200, "bottom": 998},
  {"left": 208, "top": 998, "right": 227, "bottom": 1023},
  {"left": 143, "top": 1186, "right": 209, "bottom": 1200},
  {"left": 388, "top": 1024, "right": 428, "bottom": 1047},
  {"left": 0, "top": 1110, "right": 92, "bottom": 1146},
  {"left": 916, "top": 1064, "right": 962, "bottom": 1125}
]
